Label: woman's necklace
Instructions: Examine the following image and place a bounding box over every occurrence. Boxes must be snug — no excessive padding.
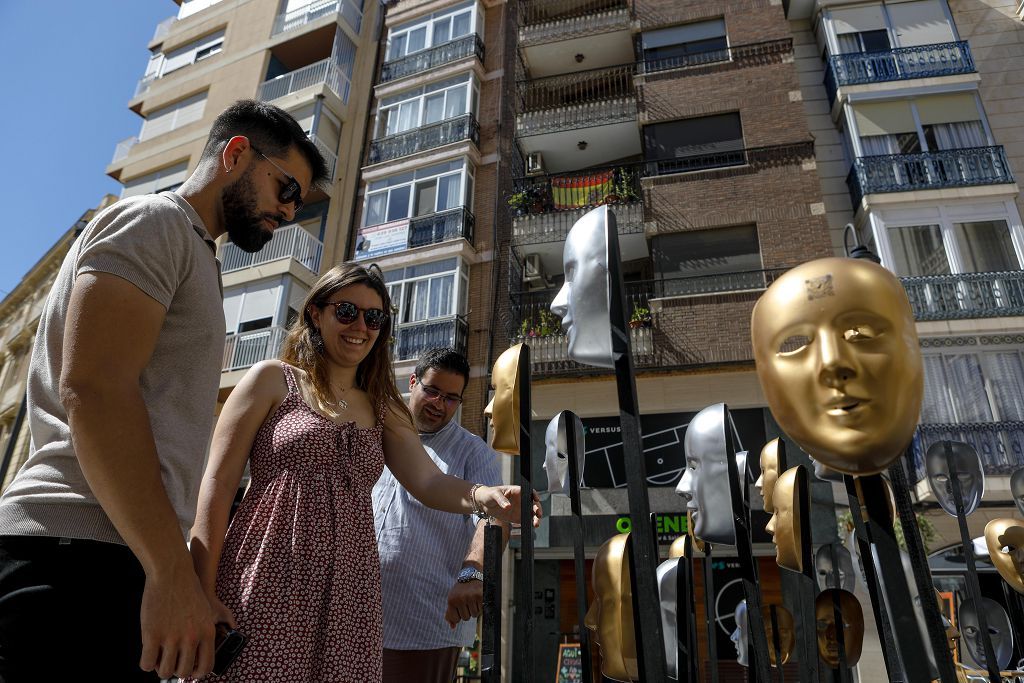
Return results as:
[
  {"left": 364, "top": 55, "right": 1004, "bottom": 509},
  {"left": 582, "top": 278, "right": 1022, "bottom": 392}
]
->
[{"left": 325, "top": 382, "right": 352, "bottom": 411}]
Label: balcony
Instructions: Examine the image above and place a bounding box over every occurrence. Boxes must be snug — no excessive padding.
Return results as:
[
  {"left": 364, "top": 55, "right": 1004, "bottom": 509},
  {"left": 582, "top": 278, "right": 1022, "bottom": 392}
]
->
[
  {"left": 394, "top": 316, "right": 468, "bottom": 362},
  {"left": 309, "top": 134, "right": 338, "bottom": 180},
  {"left": 640, "top": 38, "right": 794, "bottom": 76},
  {"left": 257, "top": 57, "right": 351, "bottom": 105},
  {"left": 901, "top": 270, "right": 1024, "bottom": 321},
  {"left": 223, "top": 326, "right": 287, "bottom": 372},
  {"left": 355, "top": 208, "right": 475, "bottom": 260},
  {"left": 367, "top": 114, "right": 479, "bottom": 165},
  {"left": 911, "top": 421, "right": 1024, "bottom": 481},
  {"left": 518, "top": 0, "right": 631, "bottom": 47},
  {"left": 847, "top": 146, "right": 1014, "bottom": 207},
  {"left": 380, "top": 34, "right": 484, "bottom": 85},
  {"left": 272, "top": 0, "right": 362, "bottom": 38},
  {"left": 516, "top": 64, "right": 636, "bottom": 137},
  {"left": 824, "top": 42, "right": 975, "bottom": 104},
  {"left": 111, "top": 136, "right": 139, "bottom": 164},
  {"left": 220, "top": 225, "right": 323, "bottom": 276}
]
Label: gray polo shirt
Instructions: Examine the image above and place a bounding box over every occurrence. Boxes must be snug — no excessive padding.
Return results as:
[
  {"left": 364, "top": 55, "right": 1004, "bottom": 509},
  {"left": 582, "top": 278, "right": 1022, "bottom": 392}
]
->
[
  {"left": 0, "top": 192, "right": 224, "bottom": 544},
  {"left": 373, "top": 418, "right": 502, "bottom": 649}
]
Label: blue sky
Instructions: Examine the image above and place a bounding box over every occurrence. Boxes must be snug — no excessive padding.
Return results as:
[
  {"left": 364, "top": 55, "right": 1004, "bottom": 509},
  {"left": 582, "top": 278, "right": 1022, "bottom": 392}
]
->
[{"left": 0, "top": 1, "right": 176, "bottom": 298}]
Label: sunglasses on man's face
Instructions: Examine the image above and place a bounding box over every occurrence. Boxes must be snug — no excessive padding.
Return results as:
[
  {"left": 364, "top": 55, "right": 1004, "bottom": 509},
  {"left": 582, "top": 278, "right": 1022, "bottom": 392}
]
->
[
  {"left": 252, "top": 147, "right": 304, "bottom": 213},
  {"left": 324, "top": 301, "right": 388, "bottom": 330}
]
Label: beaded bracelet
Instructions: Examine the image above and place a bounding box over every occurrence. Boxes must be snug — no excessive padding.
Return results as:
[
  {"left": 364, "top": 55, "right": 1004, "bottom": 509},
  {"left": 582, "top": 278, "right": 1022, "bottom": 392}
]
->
[{"left": 469, "top": 483, "right": 490, "bottom": 519}]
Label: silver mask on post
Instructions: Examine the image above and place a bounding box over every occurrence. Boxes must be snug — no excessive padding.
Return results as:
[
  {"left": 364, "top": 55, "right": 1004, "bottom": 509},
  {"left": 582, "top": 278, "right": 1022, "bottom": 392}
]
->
[
  {"left": 731, "top": 600, "right": 750, "bottom": 667},
  {"left": 925, "top": 440, "right": 984, "bottom": 517},
  {"left": 1010, "top": 467, "right": 1024, "bottom": 518},
  {"left": 815, "top": 544, "right": 856, "bottom": 592},
  {"left": 959, "top": 597, "right": 1013, "bottom": 670},
  {"left": 550, "top": 205, "right": 613, "bottom": 368},
  {"left": 543, "top": 410, "right": 585, "bottom": 496},
  {"left": 656, "top": 558, "right": 679, "bottom": 680},
  {"left": 676, "top": 403, "right": 736, "bottom": 545}
]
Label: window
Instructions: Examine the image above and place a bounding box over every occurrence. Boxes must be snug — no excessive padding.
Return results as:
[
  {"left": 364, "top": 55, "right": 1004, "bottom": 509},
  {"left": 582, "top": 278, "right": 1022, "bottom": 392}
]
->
[
  {"left": 836, "top": 29, "right": 890, "bottom": 54},
  {"left": 363, "top": 160, "right": 473, "bottom": 226},
  {"left": 954, "top": 221, "right": 1018, "bottom": 272},
  {"left": 888, "top": 224, "right": 950, "bottom": 276},
  {"left": 178, "top": 0, "right": 224, "bottom": 19},
  {"left": 383, "top": 258, "right": 466, "bottom": 324},
  {"left": 886, "top": 219, "right": 1021, "bottom": 276},
  {"left": 223, "top": 281, "right": 283, "bottom": 334},
  {"left": 652, "top": 225, "right": 763, "bottom": 295},
  {"left": 121, "top": 161, "right": 188, "bottom": 198},
  {"left": 386, "top": 1, "right": 476, "bottom": 61},
  {"left": 139, "top": 91, "right": 207, "bottom": 141},
  {"left": 644, "top": 113, "right": 744, "bottom": 174},
  {"left": 641, "top": 18, "right": 728, "bottom": 72},
  {"left": 152, "top": 30, "right": 226, "bottom": 78},
  {"left": 377, "top": 74, "right": 478, "bottom": 137}
]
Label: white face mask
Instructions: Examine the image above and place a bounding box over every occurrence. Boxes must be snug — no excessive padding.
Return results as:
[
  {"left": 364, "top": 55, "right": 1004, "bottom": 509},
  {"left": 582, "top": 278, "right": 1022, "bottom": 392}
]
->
[
  {"left": 731, "top": 600, "right": 750, "bottom": 667},
  {"left": 959, "top": 597, "right": 1014, "bottom": 670},
  {"left": 656, "top": 558, "right": 680, "bottom": 679},
  {"left": 815, "top": 544, "right": 856, "bottom": 592},
  {"left": 677, "top": 403, "right": 736, "bottom": 545},
  {"left": 925, "top": 440, "right": 985, "bottom": 517},
  {"left": 543, "top": 411, "right": 585, "bottom": 495}
]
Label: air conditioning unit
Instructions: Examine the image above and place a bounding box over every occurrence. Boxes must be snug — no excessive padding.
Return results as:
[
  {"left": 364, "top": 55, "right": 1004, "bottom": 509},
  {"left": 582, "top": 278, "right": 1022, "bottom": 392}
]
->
[
  {"left": 523, "top": 253, "right": 550, "bottom": 288},
  {"left": 526, "top": 152, "right": 545, "bottom": 176}
]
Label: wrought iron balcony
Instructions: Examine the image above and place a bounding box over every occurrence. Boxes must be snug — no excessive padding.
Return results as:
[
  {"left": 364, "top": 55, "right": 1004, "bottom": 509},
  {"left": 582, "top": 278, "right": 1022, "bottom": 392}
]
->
[
  {"left": 512, "top": 200, "right": 643, "bottom": 246},
  {"left": 220, "top": 225, "right": 323, "bottom": 276},
  {"left": 824, "top": 41, "right": 975, "bottom": 103},
  {"left": 257, "top": 57, "right": 351, "bottom": 105},
  {"left": 653, "top": 268, "right": 788, "bottom": 298},
  {"left": 409, "top": 207, "right": 474, "bottom": 249},
  {"left": 901, "top": 270, "right": 1024, "bottom": 321},
  {"left": 272, "top": 0, "right": 362, "bottom": 38},
  {"left": 380, "top": 34, "right": 484, "bottom": 84},
  {"left": 847, "top": 146, "right": 1014, "bottom": 207},
  {"left": 368, "top": 114, "right": 479, "bottom": 164},
  {"left": 518, "top": 0, "right": 630, "bottom": 46},
  {"left": 647, "top": 141, "right": 815, "bottom": 177},
  {"left": 516, "top": 63, "right": 636, "bottom": 136},
  {"left": 911, "top": 421, "right": 1024, "bottom": 481},
  {"left": 394, "top": 316, "right": 468, "bottom": 362},
  {"left": 223, "top": 326, "right": 287, "bottom": 372},
  {"left": 640, "top": 38, "right": 794, "bottom": 75}
]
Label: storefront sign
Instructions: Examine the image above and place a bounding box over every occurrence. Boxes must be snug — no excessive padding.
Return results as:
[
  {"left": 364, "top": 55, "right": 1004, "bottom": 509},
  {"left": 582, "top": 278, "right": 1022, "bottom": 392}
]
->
[
  {"left": 554, "top": 643, "right": 582, "bottom": 683},
  {"left": 354, "top": 219, "right": 410, "bottom": 259}
]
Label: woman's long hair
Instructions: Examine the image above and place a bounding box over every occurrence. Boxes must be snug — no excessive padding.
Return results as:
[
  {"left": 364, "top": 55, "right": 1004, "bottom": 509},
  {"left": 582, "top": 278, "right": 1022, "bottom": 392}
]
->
[{"left": 279, "top": 262, "right": 410, "bottom": 422}]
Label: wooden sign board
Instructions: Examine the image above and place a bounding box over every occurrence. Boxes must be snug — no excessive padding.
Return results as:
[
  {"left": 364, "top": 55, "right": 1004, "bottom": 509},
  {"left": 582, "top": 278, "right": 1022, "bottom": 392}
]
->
[{"left": 555, "top": 643, "right": 583, "bottom": 683}]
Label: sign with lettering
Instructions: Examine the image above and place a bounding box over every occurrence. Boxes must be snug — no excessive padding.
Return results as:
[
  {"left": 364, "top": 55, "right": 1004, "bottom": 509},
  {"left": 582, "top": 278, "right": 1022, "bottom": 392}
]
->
[
  {"left": 354, "top": 218, "right": 410, "bottom": 259},
  {"left": 555, "top": 643, "right": 583, "bottom": 683}
]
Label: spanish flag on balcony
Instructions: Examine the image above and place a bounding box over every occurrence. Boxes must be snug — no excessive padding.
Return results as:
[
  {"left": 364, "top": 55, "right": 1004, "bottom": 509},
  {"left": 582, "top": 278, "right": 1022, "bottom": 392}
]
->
[{"left": 551, "top": 170, "right": 614, "bottom": 210}]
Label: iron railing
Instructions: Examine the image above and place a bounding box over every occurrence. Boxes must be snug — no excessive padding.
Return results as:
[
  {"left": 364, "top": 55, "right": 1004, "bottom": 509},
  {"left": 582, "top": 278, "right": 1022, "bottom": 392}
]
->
[
  {"left": 257, "top": 57, "right": 351, "bottom": 105},
  {"left": 825, "top": 42, "right": 975, "bottom": 102},
  {"left": 911, "top": 421, "right": 1024, "bottom": 481},
  {"left": 223, "top": 326, "right": 287, "bottom": 372},
  {"left": 368, "top": 114, "right": 479, "bottom": 164},
  {"left": 512, "top": 201, "right": 643, "bottom": 246},
  {"left": 518, "top": 63, "right": 635, "bottom": 111},
  {"left": 640, "top": 38, "right": 793, "bottom": 75},
  {"left": 272, "top": 0, "right": 362, "bottom": 37},
  {"left": 309, "top": 134, "right": 338, "bottom": 180},
  {"left": 111, "top": 136, "right": 139, "bottom": 164},
  {"left": 847, "top": 146, "right": 1014, "bottom": 207},
  {"left": 901, "top": 271, "right": 1024, "bottom": 321},
  {"left": 394, "top": 316, "right": 468, "bottom": 361},
  {"left": 220, "top": 225, "right": 323, "bottom": 275},
  {"left": 380, "top": 34, "right": 484, "bottom": 84},
  {"left": 409, "top": 207, "right": 475, "bottom": 248},
  {"left": 652, "top": 268, "right": 789, "bottom": 298},
  {"left": 519, "top": 0, "right": 628, "bottom": 26}
]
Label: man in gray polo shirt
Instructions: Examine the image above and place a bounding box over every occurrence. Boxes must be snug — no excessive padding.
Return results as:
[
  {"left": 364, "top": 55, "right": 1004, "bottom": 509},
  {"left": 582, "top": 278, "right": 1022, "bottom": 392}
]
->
[
  {"left": 0, "top": 100, "right": 325, "bottom": 681},
  {"left": 374, "top": 347, "right": 509, "bottom": 683}
]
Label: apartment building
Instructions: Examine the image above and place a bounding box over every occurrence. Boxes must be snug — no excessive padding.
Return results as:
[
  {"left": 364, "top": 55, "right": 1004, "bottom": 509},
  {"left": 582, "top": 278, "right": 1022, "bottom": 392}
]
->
[{"left": 785, "top": 0, "right": 1024, "bottom": 676}]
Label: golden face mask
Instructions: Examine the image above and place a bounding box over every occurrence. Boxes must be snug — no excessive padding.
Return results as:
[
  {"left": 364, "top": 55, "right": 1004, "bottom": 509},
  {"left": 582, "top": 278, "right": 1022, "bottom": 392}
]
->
[
  {"left": 483, "top": 343, "right": 522, "bottom": 455},
  {"left": 814, "top": 589, "right": 864, "bottom": 667},
  {"left": 751, "top": 258, "right": 923, "bottom": 475},
  {"left": 584, "top": 533, "right": 638, "bottom": 681},
  {"left": 755, "top": 438, "right": 782, "bottom": 513},
  {"left": 765, "top": 467, "right": 803, "bottom": 572},
  {"left": 762, "top": 604, "right": 795, "bottom": 666},
  {"left": 985, "top": 518, "right": 1024, "bottom": 595}
]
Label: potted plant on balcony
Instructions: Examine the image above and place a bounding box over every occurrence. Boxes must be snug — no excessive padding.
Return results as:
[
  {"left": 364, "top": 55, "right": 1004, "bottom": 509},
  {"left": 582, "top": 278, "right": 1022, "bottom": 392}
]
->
[
  {"left": 614, "top": 168, "right": 639, "bottom": 203},
  {"left": 508, "top": 190, "right": 530, "bottom": 217},
  {"left": 629, "top": 305, "right": 652, "bottom": 329}
]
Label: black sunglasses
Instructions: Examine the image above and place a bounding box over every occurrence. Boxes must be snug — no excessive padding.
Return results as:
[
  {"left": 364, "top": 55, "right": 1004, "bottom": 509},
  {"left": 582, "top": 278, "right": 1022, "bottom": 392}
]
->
[
  {"left": 324, "top": 301, "right": 388, "bottom": 330},
  {"left": 252, "top": 147, "right": 304, "bottom": 213},
  {"left": 416, "top": 379, "right": 463, "bottom": 407}
]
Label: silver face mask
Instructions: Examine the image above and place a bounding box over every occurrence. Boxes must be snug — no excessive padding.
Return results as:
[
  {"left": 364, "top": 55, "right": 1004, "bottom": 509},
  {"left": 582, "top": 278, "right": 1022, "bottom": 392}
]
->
[
  {"left": 550, "top": 205, "right": 613, "bottom": 368},
  {"left": 815, "top": 544, "right": 856, "bottom": 592},
  {"left": 811, "top": 456, "right": 845, "bottom": 482},
  {"left": 925, "top": 441, "right": 984, "bottom": 517},
  {"left": 730, "top": 600, "right": 749, "bottom": 667},
  {"left": 959, "top": 597, "right": 1013, "bottom": 670},
  {"left": 656, "top": 558, "right": 680, "bottom": 680},
  {"left": 543, "top": 411, "right": 585, "bottom": 495},
  {"left": 1010, "top": 467, "right": 1024, "bottom": 518},
  {"left": 676, "top": 403, "right": 736, "bottom": 545}
]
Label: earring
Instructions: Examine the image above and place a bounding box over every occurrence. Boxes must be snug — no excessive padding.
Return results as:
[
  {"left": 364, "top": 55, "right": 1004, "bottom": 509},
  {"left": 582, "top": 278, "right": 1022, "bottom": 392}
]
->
[{"left": 312, "top": 327, "right": 325, "bottom": 355}]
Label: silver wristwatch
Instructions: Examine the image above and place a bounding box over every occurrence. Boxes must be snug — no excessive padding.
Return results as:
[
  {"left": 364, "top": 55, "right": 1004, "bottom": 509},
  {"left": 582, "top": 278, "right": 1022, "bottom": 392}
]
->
[{"left": 457, "top": 566, "right": 484, "bottom": 583}]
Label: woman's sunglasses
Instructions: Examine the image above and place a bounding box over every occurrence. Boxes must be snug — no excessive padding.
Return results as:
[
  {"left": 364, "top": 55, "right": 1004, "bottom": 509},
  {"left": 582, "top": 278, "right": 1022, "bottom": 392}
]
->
[
  {"left": 324, "top": 301, "right": 388, "bottom": 330},
  {"left": 252, "top": 147, "right": 304, "bottom": 213}
]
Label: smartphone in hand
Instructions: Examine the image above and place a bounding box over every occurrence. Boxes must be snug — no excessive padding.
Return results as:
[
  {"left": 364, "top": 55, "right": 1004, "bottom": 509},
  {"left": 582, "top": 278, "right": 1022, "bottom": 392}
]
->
[{"left": 213, "top": 623, "right": 247, "bottom": 676}]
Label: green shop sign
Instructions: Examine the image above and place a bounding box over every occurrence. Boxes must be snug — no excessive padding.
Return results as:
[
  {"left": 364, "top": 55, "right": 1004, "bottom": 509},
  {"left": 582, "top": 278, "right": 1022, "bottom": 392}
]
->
[{"left": 615, "top": 513, "right": 689, "bottom": 543}]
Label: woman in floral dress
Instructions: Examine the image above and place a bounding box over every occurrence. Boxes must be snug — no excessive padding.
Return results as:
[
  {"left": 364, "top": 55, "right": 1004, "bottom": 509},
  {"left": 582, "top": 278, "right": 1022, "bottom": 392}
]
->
[{"left": 186, "top": 263, "right": 536, "bottom": 681}]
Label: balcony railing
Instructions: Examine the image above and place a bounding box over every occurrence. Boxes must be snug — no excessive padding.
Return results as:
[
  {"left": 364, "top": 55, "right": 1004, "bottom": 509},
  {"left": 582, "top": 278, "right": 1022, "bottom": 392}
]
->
[
  {"left": 135, "top": 75, "right": 156, "bottom": 98},
  {"left": 513, "top": 200, "right": 643, "bottom": 246},
  {"left": 367, "top": 114, "right": 479, "bottom": 164},
  {"left": 257, "top": 57, "right": 351, "bottom": 105},
  {"left": 640, "top": 38, "right": 794, "bottom": 75},
  {"left": 653, "top": 268, "right": 788, "bottom": 298},
  {"left": 111, "top": 136, "right": 139, "bottom": 164},
  {"left": 516, "top": 64, "right": 636, "bottom": 136},
  {"left": 518, "top": 0, "right": 630, "bottom": 46},
  {"left": 911, "top": 421, "right": 1024, "bottom": 481},
  {"left": 901, "top": 270, "right": 1024, "bottom": 321},
  {"left": 394, "top": 316, "right": 468, "bottom": 361},
  {"left": 223, "top": 326, "right": 287, "bottom": 372},
  {"left": 272, "top": 0, "right": 362, "bottom": 37},
  {"left": 152, "top": 16, "right": 176, "bottom": 43},
  {"left": 847, "top": 146, "right": 1014, "bottom": 207},
  {"left": 825, "top": 42, "right": 975, "bottom": 103},
  {"left": 309, "top": 134, "right": 338, "bottom": 180},
  {"left": 380, "top": 34, "right": 484, "bottom": 84},
  {"left": 220, "top": 225, "right": 323, "bottom": 275},
  {"left": 409, "top": 207, "right": 475, "bottom": 248}
]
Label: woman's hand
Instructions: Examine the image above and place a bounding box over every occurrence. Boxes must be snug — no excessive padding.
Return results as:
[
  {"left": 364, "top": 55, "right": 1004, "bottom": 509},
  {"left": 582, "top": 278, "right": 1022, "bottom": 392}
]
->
[
  {"left": 476, "top": 485, "right": 542, "bottom": 527},
  {"left": 207, "top": 593, "right": 238, "bottom": 630}
]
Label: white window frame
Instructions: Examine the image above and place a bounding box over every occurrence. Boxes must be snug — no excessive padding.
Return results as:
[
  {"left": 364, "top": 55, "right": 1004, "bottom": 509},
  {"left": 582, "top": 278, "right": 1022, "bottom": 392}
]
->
[
  {"left": 384, "top": 258, "right": 468, "bottom": 325},
  {"left": 363, "top": 159, "right": 474, "bottom": 227},
  {"left": 386, "top": 0, "right": 479, "bottom": 62},
  {"left": 377, "top": 74, "right": 479, "bottom": 138},
  {"left": 149, "top": 30, "right": 225, "bottom": 81},
  {"left": 139, "top": 91, "right": 208, "bottom": 141}
]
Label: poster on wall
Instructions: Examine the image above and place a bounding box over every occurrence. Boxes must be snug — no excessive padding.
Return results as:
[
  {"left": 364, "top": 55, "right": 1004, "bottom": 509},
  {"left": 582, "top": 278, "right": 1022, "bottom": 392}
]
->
[{"left": 354, "top": 218, "right": 410, "bottom": 259}]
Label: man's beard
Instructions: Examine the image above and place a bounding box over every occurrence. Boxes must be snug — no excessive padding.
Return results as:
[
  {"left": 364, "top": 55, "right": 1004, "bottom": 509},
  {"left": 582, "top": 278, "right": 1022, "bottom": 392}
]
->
[{"left": 222, "top": 166, "right": 280, "bottom": 253}]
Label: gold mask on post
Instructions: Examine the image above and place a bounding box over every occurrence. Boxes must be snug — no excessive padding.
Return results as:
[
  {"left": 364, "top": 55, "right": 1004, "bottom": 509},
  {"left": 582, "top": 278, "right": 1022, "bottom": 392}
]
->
[
  {"left": 687, "top": 509, "right": 706, "bottom": 553},
  {"left": 750, "top": 258, "right": 924, "bottom": 475},
  {"left": 814, "top": 589, "right": 864, "bottom": 667},
  {"left": 766, "top": 466, "right": 803, "bottom": 572},
  {"left": 584, "top": 533, "right": 638, "bottom": 682},
  {"left": 669, "top": 534, "right": 688, "bottom": 559},
  {"left": 762, "top": 604, "right": 796, "bottom": 666},
  {"left": 483, "top": 343, "right": 522, "bottom": 455},
  {"left": 985, "top": 518, "right": 1024, "bottom": 595},
  {"left": 755, "top": 438, "right": 782, "bottom": 513}
]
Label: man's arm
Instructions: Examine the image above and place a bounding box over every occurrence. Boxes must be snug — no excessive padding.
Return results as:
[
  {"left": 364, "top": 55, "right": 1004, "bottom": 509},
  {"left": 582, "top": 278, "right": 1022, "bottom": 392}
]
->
[
  {"left": 445, "top": 519, "right": 511, "bottom": 627},
  {"left": 60, "top": 272, "right": 215, "bottom": 680}
]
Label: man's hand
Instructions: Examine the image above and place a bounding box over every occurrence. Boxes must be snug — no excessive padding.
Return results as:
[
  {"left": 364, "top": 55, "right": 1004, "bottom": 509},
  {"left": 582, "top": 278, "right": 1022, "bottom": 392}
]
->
[
  {"left": 477, "top": 485, "right": 542, "bottom": 527},
  {"left": 139, "top": 560, "right": 218, "bottom": 680},
  {"left": 445, "top": 579, "right": 483, "bottom": 629}
]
